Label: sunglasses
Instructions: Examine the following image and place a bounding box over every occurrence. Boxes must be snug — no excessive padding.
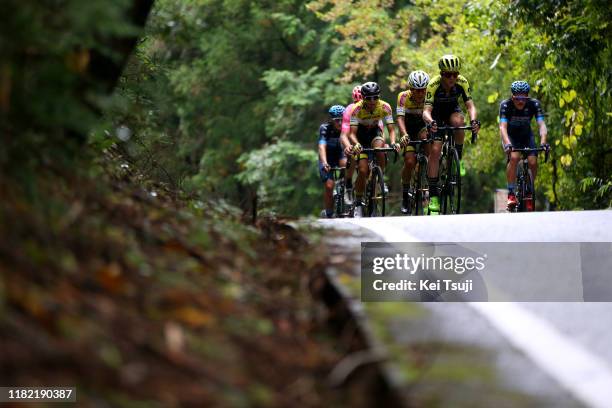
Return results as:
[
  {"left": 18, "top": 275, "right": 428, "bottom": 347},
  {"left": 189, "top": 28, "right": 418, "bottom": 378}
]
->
[
  {"left": 364, "top": 96, "right": 380, "bottom": 101},
  {"left": 332, "top": 118, "right": 342, "bottom": 123},
  {"left": 512, "top": 95, "right": 529, "bottom": 100},
  {"left": 442, "top": 72, "right": 459, "bottom": 78}
]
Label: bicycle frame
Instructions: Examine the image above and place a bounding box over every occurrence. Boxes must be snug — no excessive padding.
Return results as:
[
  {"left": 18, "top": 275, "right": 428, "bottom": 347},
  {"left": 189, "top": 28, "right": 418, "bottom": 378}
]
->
[
  {"left": 508, "top": 146, "right": 550, "bottom": 212},
  {"left": 430, "top": 125, "right": 476, "bottom": 214},
  {"left": 328, "top": 166, "right": 347, "bottom": 217},
  {"left": 403, "top": 139, "right": 433, "bottom": 216},
  {"left": 357, "top": 147, "right": 396, "bottom": 217}
]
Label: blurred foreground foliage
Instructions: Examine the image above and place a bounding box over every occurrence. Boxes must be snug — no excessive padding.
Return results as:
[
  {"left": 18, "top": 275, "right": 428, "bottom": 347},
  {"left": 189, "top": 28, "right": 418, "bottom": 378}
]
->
[
  {"left": 0, "top": 1, "right": 357, "bottom": 406},
  {"left": 0, "top": 163, "right": 350, "bottom": 406}
]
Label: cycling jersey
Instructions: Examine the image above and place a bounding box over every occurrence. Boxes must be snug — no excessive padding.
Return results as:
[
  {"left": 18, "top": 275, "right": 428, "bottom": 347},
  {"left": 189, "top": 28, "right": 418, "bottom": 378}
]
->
[
  {"left": 343, "top": 103, "right": 383, "bottom": 133},
  {"left": 499, "top": 98, "right": 544, "bottom": 156},
  {"left": 350, "top": 99, "right": 394, "bottom": 128},
  {"left": 397, "top": 89, "right": 425, "bottom": 117},
  {"left": 349, "top": 100, "right": 393, "bottom": 154},
  {"left": 499, "top": 98, "right": 545, "bottom": 132},
  {"left": 424, "top": 74, "right": 472, "bottom": 121},
  {"left": 318, "top": 121, "right": 344, "bottom": 166},
  {"left": 341, "top": 103, "right": 357, "bottom": 134},
  {"left": 397, "top": 89, "right": 426, "bottom": 139}
]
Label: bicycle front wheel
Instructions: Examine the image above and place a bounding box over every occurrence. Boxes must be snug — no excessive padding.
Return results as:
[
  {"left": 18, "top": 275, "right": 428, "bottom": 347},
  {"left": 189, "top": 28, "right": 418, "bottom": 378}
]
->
[
  {"left": 442, "top": 148, "right": 461, "bottom": 214},
  {"left": 367, "top": 166, "right": 386, "bottom": 217},
  {"left": 414, "top": 157, "right": 429, "bottom": 216},
  {"left": 520, "top": 168, "right": 536, "bottom": 212}
]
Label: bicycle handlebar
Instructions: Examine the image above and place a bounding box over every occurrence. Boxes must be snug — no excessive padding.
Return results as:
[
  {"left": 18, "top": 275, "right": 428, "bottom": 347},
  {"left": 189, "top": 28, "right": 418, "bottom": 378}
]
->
[
  {"left": 509, "top": 146, "right": 551, "bottom": 163},
  {"left": 405, "top": 139, "right": 433, "bottom": 146},
  {"left": 435, "top": 126, "right": 475, "bottom": 131},
  {"left": 430, "top": 125, "right": 478, "bottom": 144},
  {"left": 361, "top": 147, "right": 397, "bottom": 152},
  {"left": 357, "top": 147, "right": 398, "bottom": 164}
]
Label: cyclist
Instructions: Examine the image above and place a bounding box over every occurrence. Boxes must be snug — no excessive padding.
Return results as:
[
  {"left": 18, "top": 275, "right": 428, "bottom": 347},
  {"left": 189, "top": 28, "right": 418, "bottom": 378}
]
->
[
  {"left": 499, "top": 80, "right": 548, "bottom": 210},
  {"left": 339, "top": 85, "right": 363, "bottom": 206},
  {"left": 423, "top": 54, "right": 480, "bottom": 213},
  {"left": 397, "top": 70, "right": 430, "bottom": 214},
  {"left": 346, "top": 82, "right": 397, "bottom": 216},
  {"left": 318, "top": 105, "right": 346, "bottom": 218}
]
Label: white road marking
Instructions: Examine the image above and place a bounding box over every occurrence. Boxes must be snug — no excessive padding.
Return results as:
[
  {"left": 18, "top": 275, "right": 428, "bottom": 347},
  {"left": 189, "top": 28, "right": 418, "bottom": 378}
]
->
[{"left": 470, "top": 302, "right": 612, "bottom": 408}]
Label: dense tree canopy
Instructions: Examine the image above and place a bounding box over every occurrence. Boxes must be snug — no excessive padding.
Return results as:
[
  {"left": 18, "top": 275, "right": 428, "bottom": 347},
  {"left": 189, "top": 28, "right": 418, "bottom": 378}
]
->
[
  {"left": 103, "top": 0, "right": 610, "bottom": 215},
  {"left": 3, "top": 0, "right": 609, "bottom": 214}
]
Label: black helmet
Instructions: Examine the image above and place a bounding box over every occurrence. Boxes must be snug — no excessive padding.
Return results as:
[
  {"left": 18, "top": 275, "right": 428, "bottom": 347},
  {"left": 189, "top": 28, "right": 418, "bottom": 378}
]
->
[{"left": 361, "top": 82, "right": 381, "bottom": 98}]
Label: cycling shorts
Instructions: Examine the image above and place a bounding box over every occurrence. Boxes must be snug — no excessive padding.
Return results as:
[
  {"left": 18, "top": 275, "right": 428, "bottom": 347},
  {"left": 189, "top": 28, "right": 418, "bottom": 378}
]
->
[
  {"left": 356, "top": 126, "right": 384, "bottom": 160},
  {"left": 507, "top": 131, "right": 537, "bottom": 157}
]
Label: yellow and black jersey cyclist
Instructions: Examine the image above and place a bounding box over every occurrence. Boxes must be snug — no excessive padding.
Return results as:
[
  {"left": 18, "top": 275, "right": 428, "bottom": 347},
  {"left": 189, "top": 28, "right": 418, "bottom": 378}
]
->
[
  {"left": 422, "top": 54, "right": 480, "bottom": 213},
  {"left": 396, "top": 70, "right": 430, "bottom": 214},
  {"left": 344, "top": 81, "right": 397, "bottom": 213}
]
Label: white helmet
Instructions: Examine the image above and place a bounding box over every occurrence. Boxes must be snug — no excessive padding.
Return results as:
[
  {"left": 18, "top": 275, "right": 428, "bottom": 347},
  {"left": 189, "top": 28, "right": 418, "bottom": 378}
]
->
[{"left": 408, "top": 70, "right": 430, "bottom": 89}]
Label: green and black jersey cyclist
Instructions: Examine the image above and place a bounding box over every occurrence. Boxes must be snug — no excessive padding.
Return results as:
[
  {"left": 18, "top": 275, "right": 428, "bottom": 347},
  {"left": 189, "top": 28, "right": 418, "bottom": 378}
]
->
[
  {"left": 345, "top": 81, "right": 398, "bottom": 216},
  {"left": 396, "top": 70, "right": 430, "bottom": 214},
  {"left": 423, "top": 54, "right": 480, "bottom": 213}
]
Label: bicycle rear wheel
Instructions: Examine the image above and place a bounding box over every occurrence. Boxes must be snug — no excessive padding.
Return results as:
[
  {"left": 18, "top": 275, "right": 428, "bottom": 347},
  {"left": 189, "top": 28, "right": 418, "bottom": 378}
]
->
[
  {"left": 367, "top": 166, "right": 386, "bottom": 217},
  {"left": 526, "top": 169, "right": 535, "bottom": 211},
  {"left": 334, "top": 179, "right": 345, "bottom": 217},
  {"left": 442, "top": 148, "right": 461, "bottom": 214},
  {"left": 516, "top": 164, "right": 527, "bottom": 212},
  {"left": 414, "top": 157, "right": 429, "bottom": 216}
]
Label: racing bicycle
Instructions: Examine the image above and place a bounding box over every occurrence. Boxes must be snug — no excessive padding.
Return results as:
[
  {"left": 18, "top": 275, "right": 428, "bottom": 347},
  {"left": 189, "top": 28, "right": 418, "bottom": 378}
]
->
[
  {"left": 431, "top": 125, "right": 477, "bottom": 215},
  {"left": 507, "top": 146, "right": 550, "bottom": 212},
  {"left": 356, "top": 147, "right": 396, "bottom": 217},
  {"left": 402, "top": 139, "right": 432, "bottom": 216}
]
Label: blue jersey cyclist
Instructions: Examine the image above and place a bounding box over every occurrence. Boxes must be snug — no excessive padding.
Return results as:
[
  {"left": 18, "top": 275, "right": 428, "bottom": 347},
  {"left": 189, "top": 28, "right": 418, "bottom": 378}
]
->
[
  {"left": 318, "top": 105, "right": 347, "bottom": 218},
  {"left": 499, "top": 80, "right": 548, "bottom": 209}
]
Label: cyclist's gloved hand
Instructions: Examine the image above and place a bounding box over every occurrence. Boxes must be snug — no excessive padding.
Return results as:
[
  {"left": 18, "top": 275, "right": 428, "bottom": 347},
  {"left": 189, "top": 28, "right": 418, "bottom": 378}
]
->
[
  {"left": 470, "top": 119, "right": 481, "bottom": 133},
  {"left": 542, "top": 143, "right": 551, "bottom": 151},
  {"left": 393, "top": 142, "right": 402, "bottom": 153},
  {"left": 503, "top": 143, "right": 512, "bottom": 153},
  {"left": 351, "top": 143, "right": 362, "bottom": 154},
  {"left": 399, "top": 134, "right": 410, "bottom": 147},
  {"left": 322, "top": 162, "right": 331, "bottom": 172},
  {"left": 427, "top": 120, "right": 438, "bottom": 134}
]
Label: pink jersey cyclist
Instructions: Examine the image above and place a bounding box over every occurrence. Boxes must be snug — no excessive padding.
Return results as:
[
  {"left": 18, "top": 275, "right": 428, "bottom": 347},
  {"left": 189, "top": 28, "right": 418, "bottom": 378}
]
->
[{"left": 341, "top": 103, "right": 357, "bottom": 134}]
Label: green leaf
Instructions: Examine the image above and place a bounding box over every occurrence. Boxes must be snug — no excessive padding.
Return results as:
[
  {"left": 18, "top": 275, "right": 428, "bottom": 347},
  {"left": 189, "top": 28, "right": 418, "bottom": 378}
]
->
[
  {"left": 574, "top": 124, "right": 583, "bottom": 136},
  {"left": 560, "top": 154, "right": 573, "bottom": 167}
]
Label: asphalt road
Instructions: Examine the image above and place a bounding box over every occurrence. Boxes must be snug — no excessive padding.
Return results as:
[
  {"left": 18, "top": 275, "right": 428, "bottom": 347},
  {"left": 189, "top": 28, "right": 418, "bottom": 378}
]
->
[{"left": 320, "top": 210, "right": 612, "bottom": 408}]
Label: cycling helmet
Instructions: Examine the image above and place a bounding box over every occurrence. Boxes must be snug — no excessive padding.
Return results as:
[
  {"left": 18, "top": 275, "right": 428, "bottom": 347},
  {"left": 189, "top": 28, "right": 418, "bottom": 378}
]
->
[
  {"left": 408, "top": 70, "right": 430, "bottom": 89},
  {"left": 352, "top": 85, "right": 362, "bottom": 102},
  {"left": 328, "top": 104, "right": 346, "bottom": 118},
  {"left": 438, "top": 54, "right": 461, "bottom": 72},
  {"left": 361, "top": 82, "right": 381, "bottom": 98},
  {"left": 510, "top": 80, "right": 530, "bottom": 95}
]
